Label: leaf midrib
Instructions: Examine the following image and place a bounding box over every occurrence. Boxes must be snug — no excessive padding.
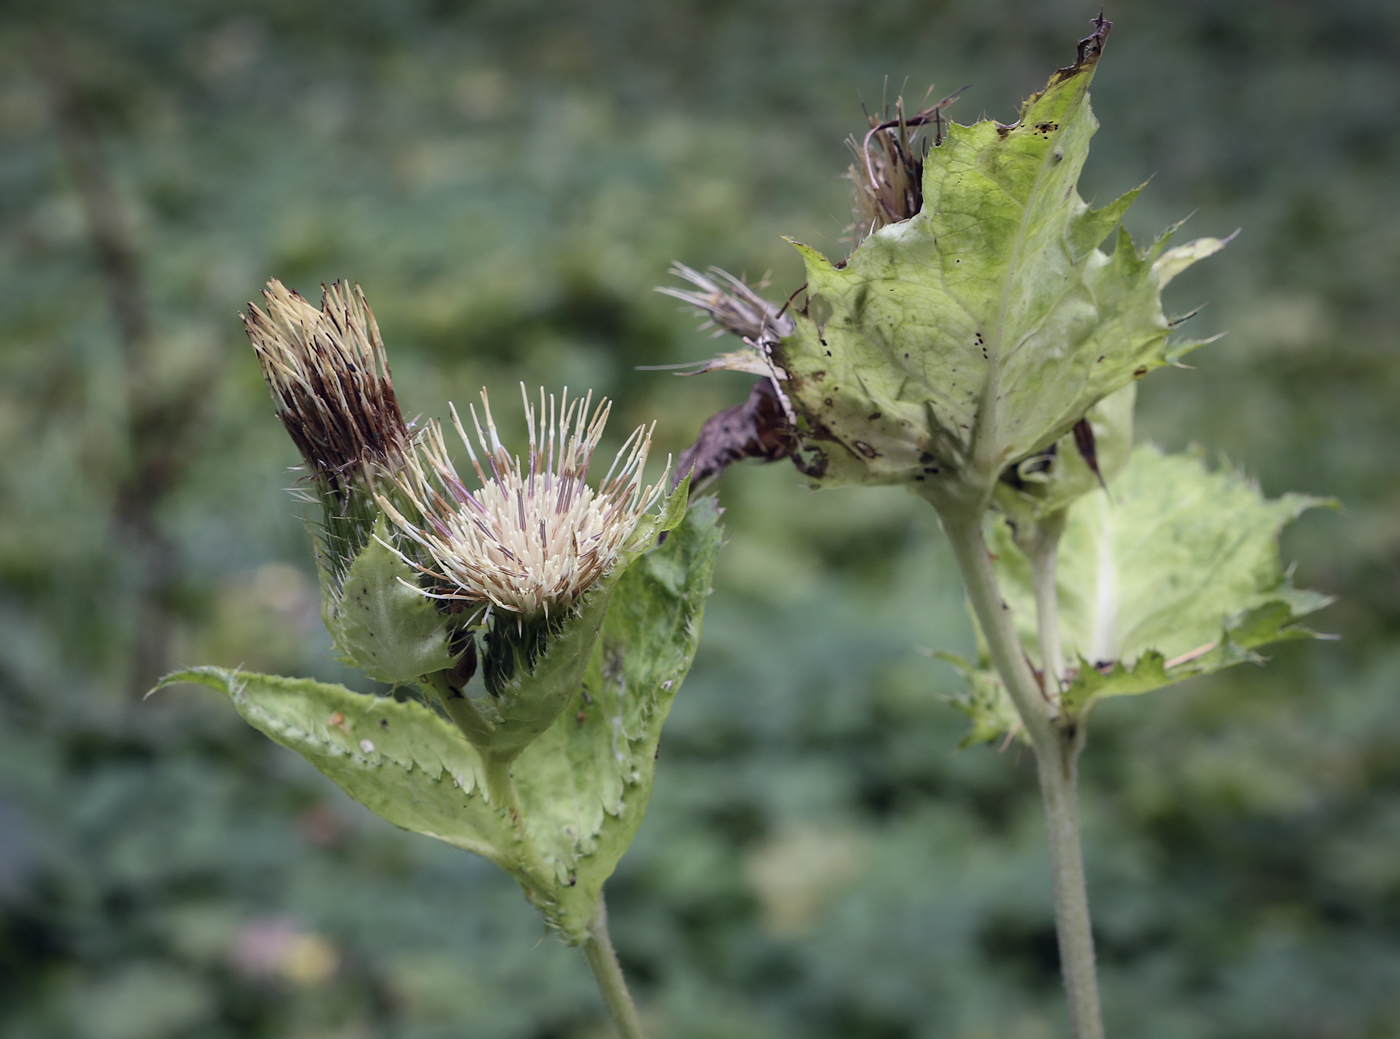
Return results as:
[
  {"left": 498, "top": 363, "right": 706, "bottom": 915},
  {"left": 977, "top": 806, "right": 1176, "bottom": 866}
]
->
[{"left": 975, "top": 106, "right": 1079, "bottom": 483}]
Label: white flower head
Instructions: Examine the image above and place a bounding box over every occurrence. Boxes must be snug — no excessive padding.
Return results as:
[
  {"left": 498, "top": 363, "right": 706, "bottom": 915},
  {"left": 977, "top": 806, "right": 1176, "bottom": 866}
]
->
[{"left": 379, "top": 385, "right": 668, "bottom": 617}]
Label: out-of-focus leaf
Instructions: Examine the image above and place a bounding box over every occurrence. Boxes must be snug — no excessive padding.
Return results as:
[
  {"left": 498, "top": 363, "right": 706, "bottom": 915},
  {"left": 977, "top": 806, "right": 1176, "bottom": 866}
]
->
[
  {"left": 1153, "top": 234, "right": 1233, "bottom": 288},
  {"left": 936, "top": 651, "right": 1025, "bottom": 749},
  {"left": 981, "top": 445, "right": 1333, "bottom": 723}
]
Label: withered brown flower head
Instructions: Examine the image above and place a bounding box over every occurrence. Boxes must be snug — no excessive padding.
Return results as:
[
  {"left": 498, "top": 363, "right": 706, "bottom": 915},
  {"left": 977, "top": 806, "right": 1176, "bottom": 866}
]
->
[
  {"left": 656, "top": 264, "right": 795, "bottom": 347},
  {"left": 243, "top": 279, "right": 410, "bottom": 496},
  {"left": 847, "top": 86, "right": 966, "bottom": 247},
  {"left": 377, "top": 386, "right": 667, "bottom": 617}
]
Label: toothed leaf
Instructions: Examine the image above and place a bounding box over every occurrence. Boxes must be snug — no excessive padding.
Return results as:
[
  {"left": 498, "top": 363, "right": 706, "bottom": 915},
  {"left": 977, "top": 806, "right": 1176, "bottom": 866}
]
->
[
  {"left": 995, "top": 384, "right": 1136, "bottom": 524},
  {"left": 155, "top": 497, "right": 723, "bottom": 944},
  {"left": 936, "top": 652, "right": 1025, "bottom": 749},
  {"left": 771, "top": 38, "right": 1224, "bottom": 492},
  {"left": 510, "top": 496, "right": 723, "bottom": 940},
  {"left": 152, "top": 667, "right": 512, "bottom": 864},
  {"left": 989, "top": 445, "right": 1333, "bottom": 720}
]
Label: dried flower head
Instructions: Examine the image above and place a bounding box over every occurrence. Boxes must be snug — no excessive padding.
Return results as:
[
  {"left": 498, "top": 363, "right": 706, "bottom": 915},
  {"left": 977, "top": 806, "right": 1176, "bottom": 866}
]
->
[
  {"left": 656, "top": 263, "right": 795, "bottom": 347},
  {"left": 243, "top": 279, "right": 410, "bottom": 497},
  {"left": 378, "top": 386, "right": 667, "bottom": 617},
  {"left": 846, "top": 86, "right": 966, "bottom": 247}
]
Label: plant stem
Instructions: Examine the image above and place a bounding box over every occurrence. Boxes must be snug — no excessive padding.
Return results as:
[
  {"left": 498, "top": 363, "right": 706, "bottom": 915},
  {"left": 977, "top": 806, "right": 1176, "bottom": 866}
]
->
[
  {"left": 584, "top": 895, "right": 647, "bottom": 1039},
  {"left": 939, "top": 509, "right": 1054, "bottom": 747},
  {"left": 1036, "top": 727, "right": 1102, "bottom": 1039},
  {"left": 938, "top": 506, "right": 1104, "bottom": 1039}
]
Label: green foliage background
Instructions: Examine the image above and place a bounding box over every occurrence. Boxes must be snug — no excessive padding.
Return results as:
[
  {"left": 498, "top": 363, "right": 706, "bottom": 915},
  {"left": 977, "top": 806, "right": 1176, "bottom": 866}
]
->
[{"left": 0, "top": 1, "right": 1395, "bottom": 1037}]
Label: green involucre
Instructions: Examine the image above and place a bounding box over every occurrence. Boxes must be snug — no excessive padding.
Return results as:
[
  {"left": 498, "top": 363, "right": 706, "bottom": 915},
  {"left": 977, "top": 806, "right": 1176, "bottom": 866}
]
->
[{"left": 460, "top": 478, "right": 695, "bottom": 763}]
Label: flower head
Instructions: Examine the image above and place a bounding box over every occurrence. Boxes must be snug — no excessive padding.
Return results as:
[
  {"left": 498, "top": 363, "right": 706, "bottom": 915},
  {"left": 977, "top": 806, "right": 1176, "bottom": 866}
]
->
[
  {"left": 379, "top": 386, "right": 666, "bottom": 617},
  {"left": 656, "top": 263, "right": 794, "bottom": 347},
  {"left": 846, "top": 86, "right": 965, "bottom": 247},
  {"left": 243, "top": 279, "right": 410, "bottom": 497}
]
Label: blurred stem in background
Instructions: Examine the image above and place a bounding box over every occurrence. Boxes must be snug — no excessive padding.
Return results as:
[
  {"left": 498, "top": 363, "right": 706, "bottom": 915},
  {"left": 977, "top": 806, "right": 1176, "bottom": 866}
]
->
[{"left": 41, "top": 35, "right": 217, "bottom": 698}]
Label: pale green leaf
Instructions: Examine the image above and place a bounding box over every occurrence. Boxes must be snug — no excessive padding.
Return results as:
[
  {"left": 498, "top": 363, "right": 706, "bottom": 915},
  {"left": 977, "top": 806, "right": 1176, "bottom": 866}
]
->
[
  {"left": 151, "top": 667, "right": 511, "bottom": 864},
  {"left": 935, "top": 652, "right": 1025, "bottom": 749},
  {"left": 995, "top": 383, "right": 1136, "bottom": 524},
  {"left": 988, "top": 445, "right": 1333, "bottom": 719},
  {"left": 770, "top": 44, "right": 1223, "bottom": 492},
  {"left": 1153, "top": 234, "right": 1233, "bottom": 288}
]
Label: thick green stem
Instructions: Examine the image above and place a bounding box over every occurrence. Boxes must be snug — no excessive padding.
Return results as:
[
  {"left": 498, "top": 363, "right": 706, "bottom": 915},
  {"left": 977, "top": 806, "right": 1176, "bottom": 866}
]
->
[
  {"left": 938, "top": 505, "right": 1103, "bottom": 1039},
  {"left": 1036, "top": 729, "right": 1102, "bottom": 1039},
  {"left": 584, "top": 895, "right": 647, "bottom": 1039},
  {"left": 940, "top": 509, "right": 1054, "bottom": 748}
]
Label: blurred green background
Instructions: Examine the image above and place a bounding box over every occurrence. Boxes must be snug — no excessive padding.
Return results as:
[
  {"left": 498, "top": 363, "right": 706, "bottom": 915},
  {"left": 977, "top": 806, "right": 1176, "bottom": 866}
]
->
[{"left": 0, "top": 1, "right": 1396, "bottom": 1037}]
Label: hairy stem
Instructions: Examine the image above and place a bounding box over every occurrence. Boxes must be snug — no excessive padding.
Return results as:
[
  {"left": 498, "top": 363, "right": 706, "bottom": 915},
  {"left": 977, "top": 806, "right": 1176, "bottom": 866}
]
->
[
  {"left": 938, "top": 504, "right": 1103, "bottom": 1039},
  {"left": 1036, "top": 727, "right": 1101, "bottom": 1039},
  {"left": 584, "top": 896, "right": 647, "bottom": 1039},
  {"left": 939, "top": 508, "right": 1054, "bottom": 747}
]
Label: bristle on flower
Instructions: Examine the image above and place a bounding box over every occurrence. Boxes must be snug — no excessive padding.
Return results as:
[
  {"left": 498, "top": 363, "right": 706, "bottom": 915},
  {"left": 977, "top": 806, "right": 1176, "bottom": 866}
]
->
[
  {"left": 243, "top": 279, "right": 410, "bottom": 494},
  {"left": 656, "top": 264, "right": 795, "bottom": 345},
  {"left": 377, "top": 386, "right": 668, "bottom": 616}
]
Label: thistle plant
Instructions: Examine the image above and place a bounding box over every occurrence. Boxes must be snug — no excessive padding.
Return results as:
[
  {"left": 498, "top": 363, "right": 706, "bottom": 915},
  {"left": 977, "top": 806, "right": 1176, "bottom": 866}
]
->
[
  {"left": 156, "top": 280, "right": 720, "bottom": 1039},
  {"left": 664, "top": 16, "right": 1331, "bottom": 1038}
]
